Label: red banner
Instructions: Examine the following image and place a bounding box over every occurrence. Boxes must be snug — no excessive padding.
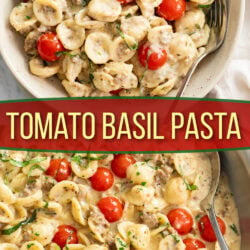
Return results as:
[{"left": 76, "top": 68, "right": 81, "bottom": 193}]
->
[{"left": 0, "top": 98, "right": 249, "bottom": 152}]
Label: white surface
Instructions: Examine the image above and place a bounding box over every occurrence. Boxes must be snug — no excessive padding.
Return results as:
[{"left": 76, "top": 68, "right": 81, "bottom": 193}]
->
[
  {"left": 0, "top": 0, "right": 248, "bottom": 100},
  {"left": 208, "top": 0, "right": 250, "bottom": 100}
]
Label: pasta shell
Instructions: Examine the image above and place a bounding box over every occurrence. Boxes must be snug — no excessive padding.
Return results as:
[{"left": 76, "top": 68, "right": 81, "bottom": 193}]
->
[
  {"left": 83, "top": 245, "right": 108, "bottom": 250},
  {"left": 117, "top": 221, "right": 134, "bottom": 240},
  {"left": 128, "top": 224, "right": 150, "bottom": 249},
  {"left": 158, "top": 235, "right": 185, "bottom": 250},
  {"left": 62, "top": 80, "right": 92, "bottom": 97},
  {"left": 150, "top": 213, "right": 170, "bottom": 236},
  {"left": 88, "top": 0, "right": 122, "bottom": 22},
  {"left": 29, "top": 58, "right": 60, "bottom": 78},
  {"left": 0, "top": 244, "right": 18, "bottom": 250},
  {"left": 62, "top": 52, "right": 84, "bottom": 82},
  {"left": 147, "top": 25, "right": 173, "bottom": 47},
  {"left": 164, "top": 177, "right": 190, "bottom": 205},
  {"left": 85, "top": 32, "right": 112, "bottom": 64},
  {"left": 110, "top": 36, "right": 137, "bottom": 62},
  {"left": 115, "top": 234, "right": 130, "bottom": 250},
  {"left": 63, "top": 245, "right": 86, "bottom": 250},
  {"left": 9, "top": 173, "right": 27, "bottom": 193},
  {"left": 20, "top": 241, "right": 44, "bottom": 250},
  {"left": 16, "top": 190, "right": 43, "bottom": 207},
  {"left": 71, "top": 154, "right": 98, "bottom": 179},
  {"left": 0, "top": 180, "right": 16, "bottom": 204},
  {"left": 127, "top": 162, "right": 155, "bottom": 186},
  {"left": 0, "top": 202, "right": 15, "bottom": 223},
  {"left": 49, "top": 181, "right": 79, "bottom": 204},
  {"left": 93, "top": 72, "right": 115, "bottom": 93},
  {"left": 121, "top": 16, "right": 150, "bottom": 42},
  {"left": 57, "top": 19, "right": 85, "bottom": 50},
  {"left": 150, "top": 78, "right": 176, "bottom": 96},
  {"left": 9, "top": 3, "right": 37, "bottom": 33},
  {"left": 33, "top": 0, "right": 63, "bottom": 26},
  {"left": 71, "top": 197, "right": 89, "bottom": 226},
  {"left": 124, "top": 185, "right": 154, "bottom": 206}
]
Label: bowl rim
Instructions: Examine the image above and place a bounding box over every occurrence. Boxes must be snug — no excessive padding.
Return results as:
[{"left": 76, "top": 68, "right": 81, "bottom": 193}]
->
[{"left": 0, "top": 0, "right": 246, "bottom": 98}]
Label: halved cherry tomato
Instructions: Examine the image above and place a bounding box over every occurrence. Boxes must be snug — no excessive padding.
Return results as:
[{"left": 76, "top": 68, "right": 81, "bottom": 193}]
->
[
  {"left": 89, "top": 167, "right": 114, "bottom": 191},
  {"left": 97, "top": 197, "right": 123, "bottom": 222},
  {"left": 183, "top": 238, "right": 206, "bottom": 250},
  {"left": 198, "top": 215, "right": 226, "bottom": 242},
  {"left": 138, "top": 43, "right": 168, "bottom": 70},
  {"left": 111, "top": 154, "right": 136, "bottom": 178},
  {"left": 117, "top": 0, "right": 135, "bottom": 4},
  {"left": 167, "top": 208, "right": 193, "bottom": 235},
  {"left": 52, "top": 225, "right": 78, "bottom": 248},
  {"left": 110, "top": 88, "right": 123, "bottom": 96},
  {"left": 37, "top": 32, "right": 65, "bottom": 62},
  {"left": 157, "top": 0, "right": 186, "bottom": 21},
  {"left": 46, "top": 159, "right": 71, "bottom": 182}
]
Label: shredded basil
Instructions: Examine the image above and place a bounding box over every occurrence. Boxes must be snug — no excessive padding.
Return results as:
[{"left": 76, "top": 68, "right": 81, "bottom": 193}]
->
[
  {"left": 71, "top": 154, "right": 108, "bottom": 165},
  {"left": 198, "top": 4, "right": 212, "bottom": 8},
  {"left": 116, "top": 22, "right": 138, "bottom": 51},
  {"left": 230, "top": 224, "right": 239, "bottom": 235},
  {"left": 183, "top": 179, "right": 198, "bottom": 191},
  {"left": 25, "top": 16, "right": 31, "bottom": 20},
  {"left": 27, "top": 243, "right": 35, "bottom": 249},
  {"left": 170, "top": 234, "right": 180, "bottom": 243},
  {"left": 9, "top": 157, "right": 47, "bottom": 168},
  {"left": 55, "top": 51, "right": 79, "bottom": 58},
  {"left": 1, "top": 210, "right": 37, "bottom": 235}
]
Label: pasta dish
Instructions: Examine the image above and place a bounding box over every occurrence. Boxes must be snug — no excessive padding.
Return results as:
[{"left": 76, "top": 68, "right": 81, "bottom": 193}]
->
[{"left": 0, "top": 151, "right": 240, "bottom": 249}]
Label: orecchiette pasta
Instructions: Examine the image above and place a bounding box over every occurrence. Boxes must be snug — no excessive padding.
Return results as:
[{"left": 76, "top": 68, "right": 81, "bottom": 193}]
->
[
  {"left": 0, "top": 151, "right": 240, "bottom": 250},
  {"left": 10, "top": 0, "right": 216, "bottom": 97}
]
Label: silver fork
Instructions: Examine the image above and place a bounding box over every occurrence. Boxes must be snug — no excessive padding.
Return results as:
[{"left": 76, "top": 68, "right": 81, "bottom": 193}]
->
[{"left": 176, "top": 0, "right": 229, "bottom": 97}]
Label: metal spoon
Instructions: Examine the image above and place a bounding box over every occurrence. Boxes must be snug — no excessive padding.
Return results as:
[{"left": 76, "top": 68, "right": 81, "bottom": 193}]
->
[
  {"left": 176, "top": 0, "right": 228, "bottom": 97},
  {"left": 201, "top": 152, "right": 229, "bottom": 250}
]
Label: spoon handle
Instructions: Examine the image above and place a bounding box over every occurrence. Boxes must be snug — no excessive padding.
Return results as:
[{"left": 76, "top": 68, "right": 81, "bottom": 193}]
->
[{"left": 207, "top": 205, "right": 229, "bottom": 250}]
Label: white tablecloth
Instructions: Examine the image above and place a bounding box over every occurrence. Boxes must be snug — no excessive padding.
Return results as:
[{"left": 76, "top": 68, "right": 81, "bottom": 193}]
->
[{"left": 208, "top": 0, "right": 250, "bottom": 99}]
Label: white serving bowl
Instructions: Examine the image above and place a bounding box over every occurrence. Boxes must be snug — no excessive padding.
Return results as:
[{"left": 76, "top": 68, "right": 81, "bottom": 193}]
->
[{"left": 0, "top": 0, "right": 245, "bottom": 98}]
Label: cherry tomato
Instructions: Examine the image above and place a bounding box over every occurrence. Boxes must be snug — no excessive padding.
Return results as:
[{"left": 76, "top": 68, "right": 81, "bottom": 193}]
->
[
  {"left": 37, "top": 32, "right": 65, "bottom": 62},
  {"left": 157, "top": 0, "right": 186, "bottom": 21},
  {"left": 183, "top": 238, "right": 206, "bottom": 250},
  {"left": 198, "top": 215, "right": 226, "bottom": 242},
  {"left": 110, "top": 89, "right": 123, "bottom": 96},
  {"left": 46, "top": 159, "right": 71, "bottom": 182},
  {"left": 52, "top": 225, "right": 78, "bottom": 248},
  {"left": 97, "top": 197, "right": 123, "bottom": 222},
  {"left": 167, "top": 208, "right": 193, "bottom": 235},
  {"left": 138, "top": 44, "right": 168, "bottom": 70},
  {"left": 117, "top": 0, "right": 135, "bottom": 4},
  {"left": 111, "top": 154, "right": 136, "bottom": 178},
  {"left": 89, "top": 167, "right": 114, "bottom": 191}
]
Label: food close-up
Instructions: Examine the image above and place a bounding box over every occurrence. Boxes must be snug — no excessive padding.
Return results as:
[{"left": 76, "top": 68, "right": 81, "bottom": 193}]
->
[
  {"left": 0, "top": 151, "right": 241, "bottom": 249},
  {"left": 9, "top": 0, "right": 216, "bottom": 97}
]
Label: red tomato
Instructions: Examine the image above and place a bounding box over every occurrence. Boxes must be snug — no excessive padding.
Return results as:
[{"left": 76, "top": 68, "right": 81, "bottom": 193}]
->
[
  {"left": 167, "top": 208, "right": 193, "bottom": 235},
  {"left": 117, "top": 0, "right": 135, "bottom": 4},
  {"left": 198, "top": 215, "right": 226, "bottom": 242},
  {"left": 46, "top": 159, "right": 71, "bottom": 182},
  {"left": 52, "top": 225, "right": 78, "bottom": 248},
  {"left": 138, "top": 44, "right": 168, "bottom": 70},
  {"left": 183, "top": 238, "right": 206, "bottom": 250},
  {"left": 89, "top": 167, "right": 114, "bottom": 191},
  {"left": 97, "top": 197, "right": 123, "bottom": 222},
  {"left": 109, "top": 89, "right": 123, "bottom": 96},
  {"left": 157, "top": 0, "right": 186, "bottom": 21},
  {"left": 111, "top": 154, "right": 136, "bottom": 178},
  {"left": 37, "top": 32, "right": 65, "bottom": 62}
]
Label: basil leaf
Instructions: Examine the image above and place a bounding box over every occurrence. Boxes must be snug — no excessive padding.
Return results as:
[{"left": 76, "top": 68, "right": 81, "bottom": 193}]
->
[
  {"left": 116, "top": 22, "right": 138, "bottom": 51},
  {"left": 230, "top": 224, "right": 239, "bottom": 235},
  {"left": 10, "top": 157, "right": 47, "bottom": 168},
  {"left": 198, "top": 4, "right": 211, "bottom": 8},
  {"left": 71, "top": 155, "right": 108, "bottom": 164},
  {"left": 1, "top": 210, "right": 37, "bottom": 235},
  {"left": 183, "top": 179, "right": 198, "bottom": 191}
]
